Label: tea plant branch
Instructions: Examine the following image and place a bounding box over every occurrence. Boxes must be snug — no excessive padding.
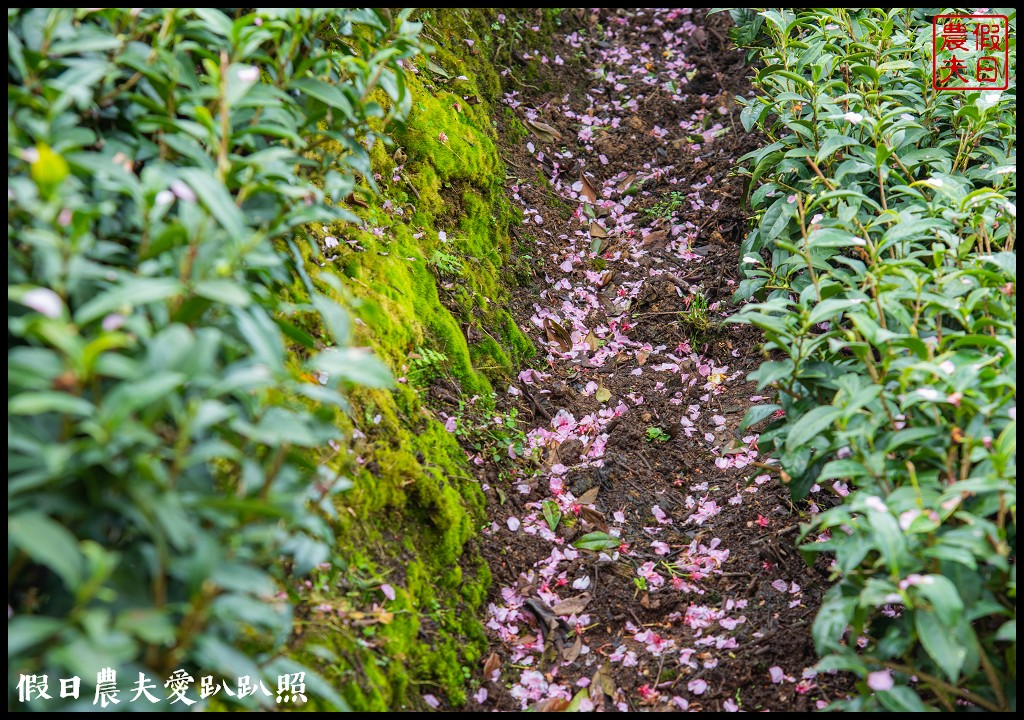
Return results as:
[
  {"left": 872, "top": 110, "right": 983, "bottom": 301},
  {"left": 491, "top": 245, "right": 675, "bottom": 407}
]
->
[
  {"left": 804, "top": 157, "right": 836, "bottom": 190},
  {"left": 873, "top": 659, "right": 1003, "bottom": 712}
]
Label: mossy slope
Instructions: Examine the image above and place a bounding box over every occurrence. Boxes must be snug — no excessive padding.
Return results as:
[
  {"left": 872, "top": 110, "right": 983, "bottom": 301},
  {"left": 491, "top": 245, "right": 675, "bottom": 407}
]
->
[{"left": 286, "top": 10, "right": 540, "bottom": 711}]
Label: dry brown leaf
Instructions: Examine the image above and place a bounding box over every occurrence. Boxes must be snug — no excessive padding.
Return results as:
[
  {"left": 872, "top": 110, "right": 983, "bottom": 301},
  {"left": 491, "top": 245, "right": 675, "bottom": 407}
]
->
[
  {"left": 642, "top": 229, "right": 669, "bottom": 246},
  {"left": 580, "top": 174, "right": 598, "bottom": 204},
  {"left": 580, "top": 506, "right": 609, "bottom": 532},
  {"left": 524, "top": 598, "right": 566, "bottom": 642},
  {"left": 584, "top": 330, "right": 599, "bottom": 352},
  {"left": 483, "top": 652, "right": 501, "bottom": 681},
  {"left": 636, "top": 349, "right": 650, "bottom": 366},
  {"left": 544, "top": 318, "right": 572, "bottom": 353},
  {"left": 589, "top": 220, "right": 608, "bottom": 238},
  {"left": 577, "top": 485, "right": 600, "bottom": 506},
  {"left": 616, "top": 172, "right": 637, "bottom": 195},
  {"left": 553, "top": 592, "right": 593, "bottom": 617},
  {"left": 594, "top": 663, "right": 616, "bottom": 697},
  {"left": 535, "top": 698, "right": 570, "bottom": 712},
  {"left": 464, "top": 94, "right": 481, "bottom": 106},
  {"left": 344, "top": 193, "right": 370, "bottom": 209},
  {"left": 598, "top": 269, "right": 615, "bottom": 287},
  {"left": 561, "top": 633, "right": 583, "bottom": 664},
  {"left": 525, "top": 118, "right": 562, "bottom": 143}
]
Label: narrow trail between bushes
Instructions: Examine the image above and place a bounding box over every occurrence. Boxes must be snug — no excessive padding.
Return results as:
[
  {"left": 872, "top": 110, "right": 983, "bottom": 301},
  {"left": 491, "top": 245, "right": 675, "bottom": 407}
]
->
[{"left": 458, "top": 9, "right": 849, "bottom": 712}]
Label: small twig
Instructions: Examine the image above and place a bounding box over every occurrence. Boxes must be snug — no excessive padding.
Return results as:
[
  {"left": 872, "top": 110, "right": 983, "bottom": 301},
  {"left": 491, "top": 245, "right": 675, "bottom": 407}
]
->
[
  {"left": 631, "top": 310, "right": 683, "bottom": 319},
  {"left": 804, "top": 157, "right": 837, "bottom": 190},
  {"left": 874, "top": 658, "right": 1003, "bottom": 713},
  {"left": 519, "top": 384, "right": 552, "bottom": 422}
]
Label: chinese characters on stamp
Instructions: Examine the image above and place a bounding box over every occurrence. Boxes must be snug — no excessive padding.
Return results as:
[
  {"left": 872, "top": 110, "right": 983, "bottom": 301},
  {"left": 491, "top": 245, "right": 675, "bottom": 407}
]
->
[{"left": 932, "top": 14, "right": 1010, "bottom": 91}]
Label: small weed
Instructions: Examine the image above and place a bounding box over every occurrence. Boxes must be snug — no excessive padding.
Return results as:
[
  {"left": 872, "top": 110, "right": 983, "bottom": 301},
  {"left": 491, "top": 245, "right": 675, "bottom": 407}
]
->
[
  {"left": 645, "top": 427, "right": 670, "bottom": 443},
  {"left": 428, "top": 249, "right": 464, "bottom": 277},
  {"left": 680, "top": 290, "right": 712, "bottom": 333},
  {"left": 408, "top": 346, "right": 450, "bottom": 385},
  {"left": 452, "top": 395, "right": 534, "bottom": 465},
  {"left": 644, "top": 190, "right": 686, "bottom": 221}
]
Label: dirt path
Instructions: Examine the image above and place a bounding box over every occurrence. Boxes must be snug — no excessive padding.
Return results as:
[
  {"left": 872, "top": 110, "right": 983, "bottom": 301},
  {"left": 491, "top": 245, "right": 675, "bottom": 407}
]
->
[{"left": 459, "top": 9, "right": 847, "bottom": 712}]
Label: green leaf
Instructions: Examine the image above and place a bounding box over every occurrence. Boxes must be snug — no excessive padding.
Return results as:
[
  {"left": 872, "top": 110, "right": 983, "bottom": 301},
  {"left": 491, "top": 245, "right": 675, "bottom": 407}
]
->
[
  {"left": 8, "top": 616, "right": 65, "bottom": 657},
  {"left": 312, "top": 293, "right": 351, "bottom": 345},
  {"left": 9, "top": 512, "right": 83, "bottom": 590},
  {"left": 785, "top": 405, "right": 841, "bottom": 452},
  {"left": 290, "top": 77, "right": 354, "bottom": 115},
  {"left": 178, "top": 168, "right": 247, "bottom": 240},
  {"left": 995, "top": 619, "right": 1015, "bottom": 642},
  {"left": 194, "top": 279, "right": 252, "bottom": 306},
  {"left": 9, "top": 391, "right": 95, "bottom": 417},
  {"left": 813, "top": 585, "right": 856, "bottom": 653},
  {"left": 910, "top": 575, "right": 963, "bottom": 626},
  {"left": 573, "top": 532, "right": 619, "bottom": 551},
  {"left": 192, "top": 8, "right": 233, "bottom": 36},
  {"left": 877, "top": 686, "right": 928, "bottom": 712},
  {"left": 815, "top": 134, "right": 859, "bottom": 165},
  {"left": 313, "top": 347, "right": 392, "bottom": 388},
  {"left": 565, "top": 687, "right": 589, "bottom": 712},
  {"left": 542, "top": 500, "right": 562, "bottom": 532},
  {"left": 74, "top": 277, "right": 184, "bottom": 325},
  {"left": 739, "top": 403, "right": 781, "bottom": 431},
  {"left": 915, "top": 610, "right": 966, "bottom": 683}
]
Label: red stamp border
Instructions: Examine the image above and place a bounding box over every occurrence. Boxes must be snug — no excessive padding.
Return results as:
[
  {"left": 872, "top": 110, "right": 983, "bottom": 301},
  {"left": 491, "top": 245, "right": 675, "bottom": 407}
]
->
[{"left": 932, "top": 14, "right": 1010, "bottom": 91}]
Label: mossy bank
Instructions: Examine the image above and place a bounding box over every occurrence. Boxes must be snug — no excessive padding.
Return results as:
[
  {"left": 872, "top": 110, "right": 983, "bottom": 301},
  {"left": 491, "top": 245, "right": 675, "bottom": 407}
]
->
[{"left": 281, "top": 9, "right": 569, "bottom": 710}]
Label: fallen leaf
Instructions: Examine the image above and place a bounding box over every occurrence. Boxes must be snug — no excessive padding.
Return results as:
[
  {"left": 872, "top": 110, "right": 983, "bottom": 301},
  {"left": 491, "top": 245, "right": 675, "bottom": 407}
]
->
[
  {"left": 425, "top": 60, "right": 451, "bottom": 79},
  {"left": 566, "top": 688, "right": 590, "bottom": 712},
  {"left": 464, "top": 94, "right": 481, "bottom": 105},
  {"left": 642, "top": 229, "right": 668, "bottom": 246},
  {"left": 544, "top": 318, "right": 572, "bottom": 353},
  {"left": 580, "top": 174, "right": 598, "bottom": 204},
  {"left": 561, "top": 633, "right": 583, "bottom": 663},
  {"left": 524, "top": 597, "right": 570, "bottom": 643},
  {"left": 636, "top": 349, "right": 650, "bottom": 366},
  {"left": 553, "top": 592, "right": 593, "bottom": 617},
  {"left": 640, "top": 593, "right": 663, "bottom": 610},
  {"left": 542, "top": 499, "right": 562, "bottom": 531},
  {"left": 573, "top": 531, "right": 619, "bottom": 551},
  {"left": 580, "top": 506, "right": 609, "bottom": 532},
  {"left": 616, "top": 173, "right": 637, "bottom": 195},
  {"left": 577, "top": 485, "right": 600, "bottom": 505},
  {"left": 584, "top": 330, "right": 599, "bottom": 352},
  {"left": 590, "top": 236, "right": 605, "bottom": 255},
  {"left": 345, "top": 193, "right": 369, "bottom": 209},
  {"left": 589, "top": 220, "right": 607, "bottom": 237},
  {"left": 594, "top": 663, "right": 617, "bottom": 697},
  {"left": 534, "top": 698, "right": 570, "bottom": 712},
  {"left": 483, "top": 652, "right": 501, "bottom": 681},
  {"left": 525, "top": 119, "right": 562, "bottom": 143},
  {"left": 595, "top": 386, "right": 611, "bottom": 404},
  {"left": 598, "top": 270, "right": 615, "bottom": 287}
]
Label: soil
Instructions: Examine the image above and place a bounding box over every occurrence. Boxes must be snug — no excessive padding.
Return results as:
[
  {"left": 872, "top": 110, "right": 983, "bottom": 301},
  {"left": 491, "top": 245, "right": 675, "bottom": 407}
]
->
[{"left": 439, "top": 8, "right": 851, "bottom": 712}]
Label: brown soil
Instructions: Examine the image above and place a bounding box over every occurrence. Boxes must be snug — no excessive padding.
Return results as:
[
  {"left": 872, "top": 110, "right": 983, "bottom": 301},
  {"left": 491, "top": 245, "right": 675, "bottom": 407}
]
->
[{"left": 443, "top": 8, "right": 851, "bottom": 712}]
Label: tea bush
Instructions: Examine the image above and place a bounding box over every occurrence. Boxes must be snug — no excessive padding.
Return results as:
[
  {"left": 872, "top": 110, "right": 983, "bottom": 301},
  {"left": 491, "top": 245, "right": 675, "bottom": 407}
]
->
[
  {"left": 729, "top": 8, "right": 1015, "bottom": 712},
  {"left": 8, "top": 7, "right": 423, "bottom": 710}
]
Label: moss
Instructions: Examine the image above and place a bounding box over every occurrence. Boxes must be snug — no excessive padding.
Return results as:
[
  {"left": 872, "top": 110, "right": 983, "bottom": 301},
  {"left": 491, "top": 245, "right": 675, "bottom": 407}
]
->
[{"left": 284, "top": 9, "right": 541, "bottom": 711}]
